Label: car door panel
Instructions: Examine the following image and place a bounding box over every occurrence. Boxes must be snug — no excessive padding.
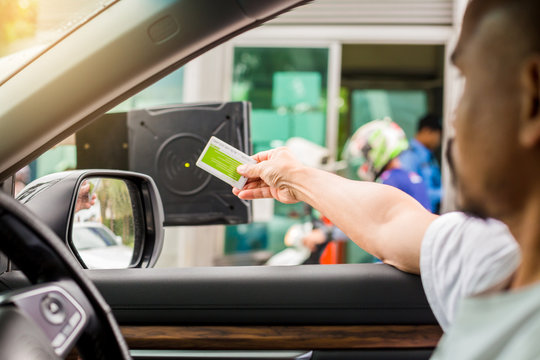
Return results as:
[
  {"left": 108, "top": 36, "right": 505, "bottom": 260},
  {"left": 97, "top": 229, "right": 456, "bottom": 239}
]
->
[
  {"left": 92, "top": 264, "right": 436, "bottom": 325},
  {"left": 0, "top": 264, "right": 436, "bottom": 324},
  {"left": 0, "top": 263, "right": 441, "bottom": 357}
]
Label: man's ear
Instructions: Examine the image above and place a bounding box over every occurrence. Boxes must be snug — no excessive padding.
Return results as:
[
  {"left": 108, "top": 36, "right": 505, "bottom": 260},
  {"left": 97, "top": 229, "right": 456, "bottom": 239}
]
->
[{"left": 520, "top": 56, "right": 540, "bottom": 148}]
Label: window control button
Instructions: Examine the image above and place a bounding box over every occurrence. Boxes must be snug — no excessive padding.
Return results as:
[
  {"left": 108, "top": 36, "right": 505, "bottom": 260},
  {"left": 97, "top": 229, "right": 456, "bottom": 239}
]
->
[
  {"left": 69, "top": 312, "right": 81, "bottom": 327},
  {"left": 51, "top": 332, "right": 66, "bottom": 348},
  {"left": 62, "top": 323, "right": 74, "bottom": 336}
]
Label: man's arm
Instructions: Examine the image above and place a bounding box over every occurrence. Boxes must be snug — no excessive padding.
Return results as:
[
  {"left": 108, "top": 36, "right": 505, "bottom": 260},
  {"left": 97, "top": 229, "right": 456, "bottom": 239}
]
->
[{"left": 234, "top": 148, "right": 437, "bottom": 274}]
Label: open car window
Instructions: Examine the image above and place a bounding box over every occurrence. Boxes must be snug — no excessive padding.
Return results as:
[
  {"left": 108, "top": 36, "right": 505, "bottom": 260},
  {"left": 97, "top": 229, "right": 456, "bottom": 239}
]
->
[
  {"left": 23, "top": 41, "right": 445, "bottom": 269},
  {"left": 4, "top": 0, "right": 451, "bottom": 271}
]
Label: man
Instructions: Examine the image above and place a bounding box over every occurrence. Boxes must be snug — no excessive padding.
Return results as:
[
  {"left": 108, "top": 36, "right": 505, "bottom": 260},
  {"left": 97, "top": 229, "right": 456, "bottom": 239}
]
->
[
  {"left": 233, "top": 0, "right": 540, "bottom": 358},
  {"left": 399, "top": 114, "right": 442, "bottom": 212}
]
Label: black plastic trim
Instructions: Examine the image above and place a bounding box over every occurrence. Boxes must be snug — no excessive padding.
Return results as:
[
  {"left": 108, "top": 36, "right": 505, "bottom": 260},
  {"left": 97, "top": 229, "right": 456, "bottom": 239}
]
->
[{"left": 0, "top": 264, "right": 437, "bottom": 326}]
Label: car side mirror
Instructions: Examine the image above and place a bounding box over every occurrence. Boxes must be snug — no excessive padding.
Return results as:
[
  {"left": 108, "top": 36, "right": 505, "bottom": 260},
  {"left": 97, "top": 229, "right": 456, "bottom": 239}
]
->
[{"left": 17, "top": 170, "right": 164, "bottom": 269}]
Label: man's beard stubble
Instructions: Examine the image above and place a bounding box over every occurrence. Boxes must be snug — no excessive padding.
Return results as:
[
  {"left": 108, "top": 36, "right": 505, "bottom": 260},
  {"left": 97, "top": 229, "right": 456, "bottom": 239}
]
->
[{"left": 445, "top": 138, "right": 490, "bottom": 220}]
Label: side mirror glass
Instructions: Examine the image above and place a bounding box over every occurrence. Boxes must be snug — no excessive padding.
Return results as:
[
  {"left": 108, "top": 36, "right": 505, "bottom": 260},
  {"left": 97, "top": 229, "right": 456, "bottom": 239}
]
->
[{"left": 71, "top": 178, "right": 136, "bottom": 269}]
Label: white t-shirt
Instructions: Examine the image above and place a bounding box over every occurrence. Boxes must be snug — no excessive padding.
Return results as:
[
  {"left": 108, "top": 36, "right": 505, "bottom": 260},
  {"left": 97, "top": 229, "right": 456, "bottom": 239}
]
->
[{"left": 420, "top": 212, "right": 521, "bottom": 332}]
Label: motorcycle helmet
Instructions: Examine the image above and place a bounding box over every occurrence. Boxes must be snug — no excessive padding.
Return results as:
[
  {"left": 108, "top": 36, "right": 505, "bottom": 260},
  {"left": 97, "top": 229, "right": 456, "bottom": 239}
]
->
[{"left": 344, "top": 117, "right": 408, "bottom": 181}]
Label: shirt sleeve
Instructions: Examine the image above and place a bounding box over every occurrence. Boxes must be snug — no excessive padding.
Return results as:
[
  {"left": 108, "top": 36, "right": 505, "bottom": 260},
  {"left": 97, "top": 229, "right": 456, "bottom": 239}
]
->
[{"left": 420, "top": 212, "right": 520, "bottom": 332}]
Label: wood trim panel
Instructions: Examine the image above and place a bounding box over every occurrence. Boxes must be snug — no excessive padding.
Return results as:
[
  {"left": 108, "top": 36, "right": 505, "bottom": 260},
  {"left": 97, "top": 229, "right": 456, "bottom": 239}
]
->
[{"left": 121, "top": 325, "right": 442, "bottom": 350}]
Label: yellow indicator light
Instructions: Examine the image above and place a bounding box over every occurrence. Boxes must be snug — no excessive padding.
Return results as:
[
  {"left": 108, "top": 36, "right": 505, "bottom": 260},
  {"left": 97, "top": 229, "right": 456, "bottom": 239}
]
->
[{"left": 184, "top": 162, "right": 190, "bottom": 168}]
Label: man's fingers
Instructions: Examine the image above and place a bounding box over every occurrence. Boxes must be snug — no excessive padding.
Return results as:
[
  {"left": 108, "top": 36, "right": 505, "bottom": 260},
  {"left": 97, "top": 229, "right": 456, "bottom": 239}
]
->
[
  {"left": 243, "top": 179, "right": 266, "bottom": 190},
  {"left": 251, "top": 149, "right": 276, "bottom": 163},
  {"left": 238, "top": 148, "right": 286, "bottom": 177},
  {"left": 232, "top": 179, "right": 266, "bottom": 196},
  {"left": 237, "top": 163, "right": 261, "bottom": 178},
  {"left": 237, "top": 186, "right": 274, "bottom": 200}
]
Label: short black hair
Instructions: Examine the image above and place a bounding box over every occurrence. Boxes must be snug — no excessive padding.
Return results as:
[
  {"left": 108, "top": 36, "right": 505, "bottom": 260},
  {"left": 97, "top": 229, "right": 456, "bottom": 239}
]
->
[
  {"left": 457, "top": 1, "right": 540, "bottom": 64},
  {"left": 417, "top": 114, "right": 442, "bottom": 132}
]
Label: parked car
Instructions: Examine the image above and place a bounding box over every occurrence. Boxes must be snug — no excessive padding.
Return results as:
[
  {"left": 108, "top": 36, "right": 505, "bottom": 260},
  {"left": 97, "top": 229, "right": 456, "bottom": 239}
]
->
[
  {"left": 0, "top": 1, "right": 441, "bottom": 360},
  {"left": 72, "top": 222, "right": 133, "bottom": 269}
]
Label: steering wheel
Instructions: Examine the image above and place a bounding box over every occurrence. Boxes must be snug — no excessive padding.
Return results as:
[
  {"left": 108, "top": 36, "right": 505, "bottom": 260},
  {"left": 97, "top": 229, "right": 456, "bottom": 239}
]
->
[{"left": 0, "top": 191, "right": 131, "bottom": 359}]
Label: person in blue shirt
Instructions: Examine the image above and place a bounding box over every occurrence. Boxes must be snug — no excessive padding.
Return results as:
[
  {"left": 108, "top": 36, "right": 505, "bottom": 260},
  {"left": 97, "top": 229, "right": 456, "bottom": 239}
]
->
[
  {"left": 345, "top": 118, "right": 431, "bottom": 212},
  {"left": 399, "top": 114, "right": 443, "bottom": 213},
  {"left": 378, "top": 159, "right": 430, "bottom": 212}
]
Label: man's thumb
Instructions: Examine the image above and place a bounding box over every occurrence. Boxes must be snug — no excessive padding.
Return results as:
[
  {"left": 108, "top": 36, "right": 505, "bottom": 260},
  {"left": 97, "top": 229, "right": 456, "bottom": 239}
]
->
[{"left": 237, "top": 163, "right": 259, "bottom": 178}]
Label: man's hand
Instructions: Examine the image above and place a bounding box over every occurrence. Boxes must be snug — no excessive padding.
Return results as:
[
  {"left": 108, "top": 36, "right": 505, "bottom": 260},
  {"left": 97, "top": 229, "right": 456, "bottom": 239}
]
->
[
  {"left": 75, "top": 181, "right": 96, "bottom": 212},
  {"left": 233, "top": 148, "right": 304, "bottom": 204}
]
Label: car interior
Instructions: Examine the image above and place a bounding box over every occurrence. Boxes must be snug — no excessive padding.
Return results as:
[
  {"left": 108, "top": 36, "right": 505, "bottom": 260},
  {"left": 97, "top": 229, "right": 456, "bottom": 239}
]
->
[{"left": 0, "top": 1, "right": 443, "bottom": 359}]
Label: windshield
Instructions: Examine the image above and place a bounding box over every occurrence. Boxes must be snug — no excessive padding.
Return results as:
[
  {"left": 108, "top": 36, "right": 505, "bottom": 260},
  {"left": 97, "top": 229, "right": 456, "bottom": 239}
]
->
[{"left": 0, "top": 0, "right": 115, "bottom": 83}]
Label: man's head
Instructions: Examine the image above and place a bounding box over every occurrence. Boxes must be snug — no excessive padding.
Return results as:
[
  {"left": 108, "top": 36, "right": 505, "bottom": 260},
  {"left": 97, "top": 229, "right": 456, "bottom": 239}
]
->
[
  {"left": 450, "top": 0, "right": 540, "bottom": 222},
  {"left": 415, "top": 114, "right": 442, "bottom": 151}
]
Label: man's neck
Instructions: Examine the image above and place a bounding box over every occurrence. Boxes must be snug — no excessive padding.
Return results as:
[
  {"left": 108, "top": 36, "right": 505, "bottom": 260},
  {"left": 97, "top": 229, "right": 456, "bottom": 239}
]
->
[{"left": 508, "top": 189, "right": 540, "bottom": 289}]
